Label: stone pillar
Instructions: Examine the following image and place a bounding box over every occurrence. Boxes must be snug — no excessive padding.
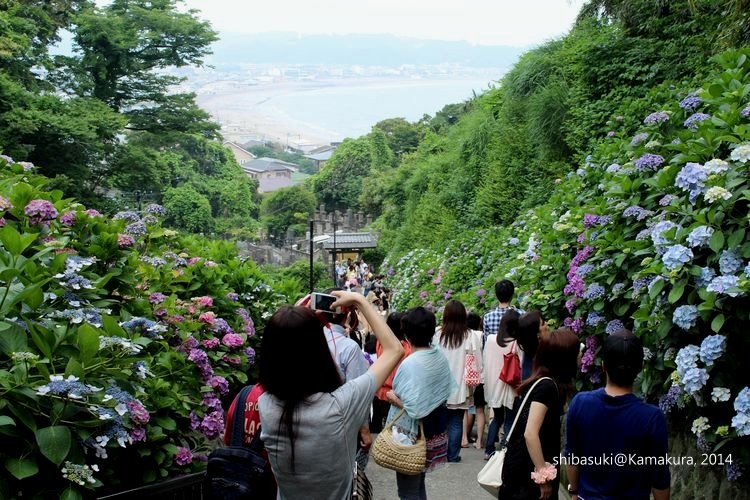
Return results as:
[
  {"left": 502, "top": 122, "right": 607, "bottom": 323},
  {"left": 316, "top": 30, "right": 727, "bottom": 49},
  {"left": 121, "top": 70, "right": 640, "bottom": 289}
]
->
[{"left": 346, "top": 208, "right": 354, "bottom": 231}]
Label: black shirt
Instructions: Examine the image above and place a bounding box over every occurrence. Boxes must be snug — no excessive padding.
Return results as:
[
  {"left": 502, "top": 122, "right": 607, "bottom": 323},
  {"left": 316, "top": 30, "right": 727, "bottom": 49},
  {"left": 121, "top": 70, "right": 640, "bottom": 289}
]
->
[{"left": 502, "top": 378, "right": 562, "bottom": 494}]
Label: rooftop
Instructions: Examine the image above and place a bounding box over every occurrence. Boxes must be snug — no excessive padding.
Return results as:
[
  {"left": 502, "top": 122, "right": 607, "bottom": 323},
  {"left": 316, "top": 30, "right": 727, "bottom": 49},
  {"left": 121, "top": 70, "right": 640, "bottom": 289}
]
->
[
  {"left": 241, "top": 157, "right": 299, "bottom": 173},
  {"left": 321, "top": 232, "right": 377, "bottom": 250}
]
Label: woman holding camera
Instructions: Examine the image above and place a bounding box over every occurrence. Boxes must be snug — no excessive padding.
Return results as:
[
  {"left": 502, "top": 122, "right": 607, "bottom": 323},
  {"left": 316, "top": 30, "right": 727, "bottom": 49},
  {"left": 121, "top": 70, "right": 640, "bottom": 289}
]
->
[{"left": 258, "top": 291, "right": 404, "bottom": 500}]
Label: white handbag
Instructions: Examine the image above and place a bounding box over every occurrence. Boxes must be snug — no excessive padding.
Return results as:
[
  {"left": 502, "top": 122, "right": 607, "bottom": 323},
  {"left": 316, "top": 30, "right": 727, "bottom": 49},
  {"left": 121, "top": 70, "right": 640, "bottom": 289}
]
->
[{"left": 476, "top": 377, "right": 551, "bottom": 496}]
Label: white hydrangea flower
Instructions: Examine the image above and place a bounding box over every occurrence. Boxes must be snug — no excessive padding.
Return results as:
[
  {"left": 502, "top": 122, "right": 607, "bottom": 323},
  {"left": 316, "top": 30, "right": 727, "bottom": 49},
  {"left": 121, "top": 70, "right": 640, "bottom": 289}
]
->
[
  {"left": 730, "top": 143, "right": 750, "bottom": 163},
  {"left": 711, "top": 387, "right": 731, "bottom": 402},
  {"left": 691, "top": 416, "right": 710, "bottom": 435},
  {"left": 704, "top": 186, "right": 732, "bottom": 203},
  {"left": 704, "top": 159, "right": 729, "bottom": 174}
]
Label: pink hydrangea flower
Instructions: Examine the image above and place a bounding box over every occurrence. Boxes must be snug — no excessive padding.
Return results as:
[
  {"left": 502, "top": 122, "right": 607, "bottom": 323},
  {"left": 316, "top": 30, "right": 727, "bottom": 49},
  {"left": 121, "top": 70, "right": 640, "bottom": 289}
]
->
[
  {"left": 84, "top": 209, "right": 102, "bottom": 217},
  {"left": 126, "top": 400, "right": 151, "bottom": 425},
  {"left": 222, "top": 333, "right": 245, "bottom": 348},
  {"left": 187, "top": 257, "right": 201, "bottom": 266},
  {"left": 199, "top": 311, "right": 216, "bottom": 325},
  {"left": 117, "top": 234, "right": 135, "bottom": 248},
  {"left": 149, "top": 292, "right": 166, "bottom": 304},
  {"left": 192, "top": 296, "right": 213, "bottom": 307},
  {"left": 0, "top": 218, "right": 5, "bottom": 227},
  {"left": 204, "top": 260, "right": 218, "bottom": 267},
  {"left": 222, "top": 354, "right": 241, "bottom": 366},
  {"left": 202, "top": 338, "right": 220, "bottom": 349},
  {"left": 0, "top": 196, "right": 13, "bottom": 211}
]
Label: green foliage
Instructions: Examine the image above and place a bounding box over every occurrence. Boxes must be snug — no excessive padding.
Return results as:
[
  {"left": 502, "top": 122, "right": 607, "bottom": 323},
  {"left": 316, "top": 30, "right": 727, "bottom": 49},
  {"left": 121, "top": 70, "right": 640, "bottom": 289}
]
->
[
  {"left": 247, "top": 143, "right": 315, "bottom": 174},
  {"left": 384, "top": 50, "right": 750, "bottom": 481},
  {"left": 0, "top": 155, "right": 289, "bottom": 497},
  {"left": 310, "top": 137, "right": 372, "bottom": 211},
  {"left": 162, "top": 186, "right": 213, "bottom": 234},
  {"left": 260, "top": 184, "right": 316, "bottom": 240}
]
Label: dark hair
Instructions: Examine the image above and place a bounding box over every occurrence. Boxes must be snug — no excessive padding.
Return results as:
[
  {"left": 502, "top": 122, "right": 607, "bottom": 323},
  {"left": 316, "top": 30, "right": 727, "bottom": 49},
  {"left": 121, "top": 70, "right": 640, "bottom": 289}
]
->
[
  {"left": 496, "top": 309, "right": 520, "bottom": 348},
  {"left": 517, "top": 310, "right": 542, "bottom": 358},
  {"left": 494, "top": 279, "right": 515, "bottom": 303},
  {"left": 259, "top": 306, "right": 343, "bottom": 470},
  {"left": 517, "top": 327, "right": 579, "bottom": 400},
  {"left": 386, "top": 311, "right": 405, "bottom": 341},
  {"left": 401, "top": 307, "right": 436, "bottom": 348},
  {"left": 602, "top": 329, "right": 643, "bottom": 387},
  {"left": 439, "top": 300, "right": 469, "bottom": 349},
  {"left": 364, "top": 332, "right": 377, "bottom": 354},
  {"left": 467, "top": 311, "right": 482, "bottom": 331}
]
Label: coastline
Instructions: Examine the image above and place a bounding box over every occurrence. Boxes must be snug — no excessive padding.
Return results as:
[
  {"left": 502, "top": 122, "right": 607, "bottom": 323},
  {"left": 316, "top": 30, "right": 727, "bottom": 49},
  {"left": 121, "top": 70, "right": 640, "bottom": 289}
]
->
[{"left": 196, "top": 76, "right": 497, "bottom": 147}]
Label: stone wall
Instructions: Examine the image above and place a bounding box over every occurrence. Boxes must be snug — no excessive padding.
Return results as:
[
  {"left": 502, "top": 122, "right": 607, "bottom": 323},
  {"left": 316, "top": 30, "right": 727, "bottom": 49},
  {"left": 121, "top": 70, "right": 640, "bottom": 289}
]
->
[{"left": 669, "top": 428, "right": 748, "bottom": 499}]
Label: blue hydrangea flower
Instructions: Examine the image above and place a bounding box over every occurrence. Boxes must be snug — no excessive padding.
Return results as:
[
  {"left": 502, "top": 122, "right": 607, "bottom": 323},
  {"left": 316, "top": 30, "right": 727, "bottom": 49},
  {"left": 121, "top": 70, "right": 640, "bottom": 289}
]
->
[
  {"left": 684, "top": 112, "right": 711, "bottom": 131},
  {"left": 586, "top": 312, "right": 605, "bottom": 327},
  {"left": 686, "top": 226, "right": 714, "bottom": 248},
  {"left": 145, "top": 203, "right": 166, "bottom": 216},
  {"left": 508, "top": 237, "right": 520, "bottom": 245},
  {"left": 606, "top": 163, "right": 621, "bottom": 173},
  {"left": 659, "top": 194, "right": 677, "bottom": 206},
  {"left": 576, "top": 264, "right": 595, "bottom": 277},
  {"left": 584, "top": 284, "right": 605, "bottom": 300},
  {"left": 644, "top": 111, "right": 670, "bottom": 124},
  {"left": 719, "top": 250, "right": 742, "bottom": 275},
  {"left": 732, "top": 387, "right": 750, "bottom": 437},
  {"left": 632, "top": 276, "right": 656, "bottom": 295},
  {"left": 741, "top": 105, "right": 750, "bottom": 119},
  {"left": 707, "top": 275, "right": 741, "bottom": 297},
  {"left": 630, "top": 133, "right": 649, "bottom": 146},
  {"left": 696, "top": 267, "right": 717, "bottom": 288},
  {"left": 675, "top": 163, "right": 708, "bottom": 203},
  {"left": 672, "top": 305, "right": 699, "bottom": 330},
  {"left": 700, "top": 334, "right": 726, "bottom": 366},
  {"left": 651, "top": 221, "right": 678, "bottom": 247},
  {"left": 125, "top": 222, "right": 148, "bottom": 237},
  {"left": 633, "top": 153, "right": 665, "bottom": 171},
  {"left": 611, "top": 283, "right": 625, "bottom": 295},
  {"left": 682, "top": 367, "right": 709, "bottom": 394},
  {"left": 605, "top": 319, "right": 625, "bottom": 335},
  {"left": 662, "top": 245, "right": 693, "bottom": 271},
  {"left": 679, "top": 95, "right": 703, "bottom": 111},
  {"left": 113, "top": 211, "right": 140, "bottom": 222},
  {"left": 745, "top": 263, "right": 750, "bottom": 278},
  {"left": 675, "top": 344, "right": 700, "bottom": 378}
]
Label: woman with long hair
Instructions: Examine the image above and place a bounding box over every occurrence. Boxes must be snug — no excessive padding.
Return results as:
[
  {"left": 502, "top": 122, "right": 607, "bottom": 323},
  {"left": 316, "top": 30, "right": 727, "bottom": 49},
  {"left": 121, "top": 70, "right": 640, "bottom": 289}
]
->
[
  {"left": 258, "top": 291, "right": 404, "bottom": 499},
  {"left": 434, "top": 299, "right": 483, "bottom": 463},
  {"left": 516, "top": 310, "right": 549, "bottom": 378},
  {"left": 483, "top": 309, "right": 522, "bottom": 459},
  {"left": 500, "top": 327, "right": 579, "bottom": 500}
]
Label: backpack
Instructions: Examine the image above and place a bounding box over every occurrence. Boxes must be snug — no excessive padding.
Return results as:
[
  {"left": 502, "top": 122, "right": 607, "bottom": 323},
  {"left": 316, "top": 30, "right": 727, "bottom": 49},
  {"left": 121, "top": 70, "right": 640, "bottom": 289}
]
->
[
  {"left": 204, "top": 385, "right": 276, "bottom": 500},
  {"left": 499, "top": 341, "right": 522, "bottom": 388}
]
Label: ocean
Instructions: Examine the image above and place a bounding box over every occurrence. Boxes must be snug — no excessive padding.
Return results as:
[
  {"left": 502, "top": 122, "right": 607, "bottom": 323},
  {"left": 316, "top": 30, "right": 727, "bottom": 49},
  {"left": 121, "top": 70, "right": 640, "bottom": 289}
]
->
[{"left": 198, "top": 77, "right": 500, "bottom": 144}]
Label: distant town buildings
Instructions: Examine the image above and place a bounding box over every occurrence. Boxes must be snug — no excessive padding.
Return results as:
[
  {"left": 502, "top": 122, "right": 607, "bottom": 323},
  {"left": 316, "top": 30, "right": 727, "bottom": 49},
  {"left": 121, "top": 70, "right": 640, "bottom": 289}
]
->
[{"left": 240, "top": 157, "right": 299, "bottom": 193}]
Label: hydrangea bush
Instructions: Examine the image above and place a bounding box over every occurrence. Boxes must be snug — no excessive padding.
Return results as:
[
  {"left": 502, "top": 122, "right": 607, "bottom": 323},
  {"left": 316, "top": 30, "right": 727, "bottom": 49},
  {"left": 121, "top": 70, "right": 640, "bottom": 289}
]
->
[
  {"left": 0, "top": 157, "right": 287, "bottom": 499},
  {"left": 385, "top": 50, "right": 750, "bottom": 481}
]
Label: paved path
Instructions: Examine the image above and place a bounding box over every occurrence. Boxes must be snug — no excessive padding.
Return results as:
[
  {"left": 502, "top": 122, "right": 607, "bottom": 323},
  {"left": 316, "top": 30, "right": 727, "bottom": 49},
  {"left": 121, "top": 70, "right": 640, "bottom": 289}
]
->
[{"left": 365, "top": 442, "right": 568, "bottom": 500}]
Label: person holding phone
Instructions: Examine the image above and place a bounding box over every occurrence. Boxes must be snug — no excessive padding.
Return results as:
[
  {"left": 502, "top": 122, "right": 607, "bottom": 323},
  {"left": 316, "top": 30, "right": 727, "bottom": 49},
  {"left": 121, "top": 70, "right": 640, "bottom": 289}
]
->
[{"left": 258, "top": 291, "right": 404, "bottom": 499}]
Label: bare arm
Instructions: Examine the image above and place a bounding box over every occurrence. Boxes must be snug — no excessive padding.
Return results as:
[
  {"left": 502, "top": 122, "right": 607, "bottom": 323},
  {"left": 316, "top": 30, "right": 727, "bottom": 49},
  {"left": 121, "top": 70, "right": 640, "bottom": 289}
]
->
[
  {"left": 331, "top": 291, "right": 403, "bottom": 388},
  {"left": 566, "top": 464, "right": 579, "bottom": 500},
  {"left": 524, "top": 401, "right": 553, "bottom": 499}
]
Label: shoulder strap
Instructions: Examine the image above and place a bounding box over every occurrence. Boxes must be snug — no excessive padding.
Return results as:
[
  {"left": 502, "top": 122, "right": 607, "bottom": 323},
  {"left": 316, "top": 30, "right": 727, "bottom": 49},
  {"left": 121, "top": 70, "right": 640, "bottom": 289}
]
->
[
  {"left": 230, "top": 385, "right": 254, "bottom": 447},
  {"left": 503, "top": 377, "right": 551, "bottom": 448}
]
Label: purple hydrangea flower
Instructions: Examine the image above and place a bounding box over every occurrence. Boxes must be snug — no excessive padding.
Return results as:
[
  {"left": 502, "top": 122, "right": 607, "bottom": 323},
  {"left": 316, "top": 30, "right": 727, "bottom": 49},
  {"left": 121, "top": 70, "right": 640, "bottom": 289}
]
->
[
  {"left": 125, "top": 222, "right": 148, "bottom": 237},
  {"left": 145, "top": 203, "right": 166, "bottom": 216},
  {"left": 208, "top": 375, "right": 229, "bottom": 395},
  {"left": 126, "top": 400, "right": 151, "bottom": 425},
  {"left": 659, "top": 384, "right": 682, "bottom": 414},
  {"left": 175, "top": 447, "right": 193, "bottom": 466},
  {"left": 658, "top": 194, "right": 678, "bottom": 206},
  {"left": 580, "top": 336, "right": 599, "bottom": 373},
  {"left": 24, "top": 199, "right": 58, "bottom": 225},
  {"left": 644, "top": 111, "right": 670, "bottom": 124},
  {"left": 741, "top": 105, "right": 750, "bottom": 119},
  {"left": 245, "top": 346, "right": 256, "bottom": 364},
  {"left": 200, "top": 411, "right": 224, "bottom": 440},
  {"left": 679, "top": 95, "right": 703, "bottom": 111},
  {"left": 149, "top": 292, "right": 166, "bottom": 304},
  {"left": 630, "top": 132, "right": 649, "bottom": 146},
  {"left": 113, "top": 211, "right": 140, "bottom": 222},
  {"left": 633, "top": 153, "right": 665, "bottom": 171},
  {"left": 59, "top": 211, "right": 77, "bottom": 226}
]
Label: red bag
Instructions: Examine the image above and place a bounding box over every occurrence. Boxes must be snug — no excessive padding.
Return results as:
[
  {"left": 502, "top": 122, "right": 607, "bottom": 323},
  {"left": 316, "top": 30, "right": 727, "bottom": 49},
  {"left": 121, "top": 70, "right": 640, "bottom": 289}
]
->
[{"left": 499, "top": 341, "right": 521, "bottom": 387}]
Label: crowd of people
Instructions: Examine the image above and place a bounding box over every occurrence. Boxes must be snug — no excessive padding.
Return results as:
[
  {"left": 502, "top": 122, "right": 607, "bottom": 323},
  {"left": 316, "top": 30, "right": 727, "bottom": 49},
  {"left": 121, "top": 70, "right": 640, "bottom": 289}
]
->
[{"left": 221, "top": 278, "right": 671, "bottom": 500}]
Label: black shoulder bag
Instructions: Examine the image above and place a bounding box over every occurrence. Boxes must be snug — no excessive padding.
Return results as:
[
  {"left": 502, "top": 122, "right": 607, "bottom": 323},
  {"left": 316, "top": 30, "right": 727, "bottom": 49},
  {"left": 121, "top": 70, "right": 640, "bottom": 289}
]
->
[{"left": 204, "top": 385, "right": 276, "bottom": 500}]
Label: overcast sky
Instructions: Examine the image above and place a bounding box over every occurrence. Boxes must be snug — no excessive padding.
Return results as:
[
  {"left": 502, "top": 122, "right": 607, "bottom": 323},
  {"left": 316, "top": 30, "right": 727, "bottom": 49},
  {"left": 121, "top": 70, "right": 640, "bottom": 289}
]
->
[{"left": 181, "top": 0, "right": 586, "bottom": 47}]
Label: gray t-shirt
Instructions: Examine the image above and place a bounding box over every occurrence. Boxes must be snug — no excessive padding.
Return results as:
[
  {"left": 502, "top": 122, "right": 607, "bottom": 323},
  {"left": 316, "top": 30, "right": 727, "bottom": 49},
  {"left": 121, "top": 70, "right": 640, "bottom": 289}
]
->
[{"left": 259, "top": 372, "right": 376, "bottom": 500}]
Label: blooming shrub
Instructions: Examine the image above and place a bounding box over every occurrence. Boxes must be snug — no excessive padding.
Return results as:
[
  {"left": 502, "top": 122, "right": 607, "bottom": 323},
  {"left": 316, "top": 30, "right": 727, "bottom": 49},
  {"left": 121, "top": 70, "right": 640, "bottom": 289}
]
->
[
  {"left": 385, "top": 50, "right": 750, "bottom": 481},
  {"left": 0, "top": 157, "right": 288, "bottom": 498}
]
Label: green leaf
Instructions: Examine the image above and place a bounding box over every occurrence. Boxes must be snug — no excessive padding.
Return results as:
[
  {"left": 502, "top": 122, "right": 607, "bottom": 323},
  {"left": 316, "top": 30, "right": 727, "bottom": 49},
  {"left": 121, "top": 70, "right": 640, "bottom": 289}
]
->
[
  {"left": 66, "top": 358, "right": 84, "bottom": 378},
  {"left": 0, "top": 226, "right": 23, "bottom": 255},
  {"left": 708, "top": 83, "right": 723, "bottom": 98},
  {"left": 0, "top": 323, "right": 28, "bottom": 355},
  {"left": 4, "top": 458, "right": 39, "bottom": 479},
  {"left": 668, "top": 280, "right": 686, "bottom": 304},
  {"left": 728, "top": 228, "right": 745, "bottom": 249},
  {"left": 649, "top": 279, "right": 665, "bottom": 299},
  {"left": 36, "top": 426, "right": 72, "bottom": 466},
  {"left": 709, "top": 231, "right": 725, "bottom": 253},
  {"left": 77, "top": 324, "right": 100, "bottom": 366},
  {"left": 154, "top": 416, "right": 177, "bottom": 431},
  {"left": 711, "top": 314, "right": 725, "bottom": 333},
  {"left": 61, "top": 487, "right": 83, "bottom": 500},
  {"left": 0, "top": 416, "right": 15, "bottom": 426}
]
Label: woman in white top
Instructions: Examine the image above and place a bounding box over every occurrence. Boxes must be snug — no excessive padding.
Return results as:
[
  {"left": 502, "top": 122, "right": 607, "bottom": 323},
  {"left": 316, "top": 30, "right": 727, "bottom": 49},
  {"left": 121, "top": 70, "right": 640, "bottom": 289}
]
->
[
  {"left": 483, "top": 309, "right": 523, "bottom": 458},
  {"left": 433, "top": 299, "right": 483, "bottom": 463},
  {"left": 258, "top": 291, "right": 404, "bottom": 500}
]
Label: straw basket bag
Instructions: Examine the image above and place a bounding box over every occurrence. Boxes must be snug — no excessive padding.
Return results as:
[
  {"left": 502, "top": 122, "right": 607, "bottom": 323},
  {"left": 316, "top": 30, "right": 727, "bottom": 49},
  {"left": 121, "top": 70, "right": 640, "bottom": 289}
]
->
[{"left": 372, "top": 408, "right": 426, "bottom": 475}]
